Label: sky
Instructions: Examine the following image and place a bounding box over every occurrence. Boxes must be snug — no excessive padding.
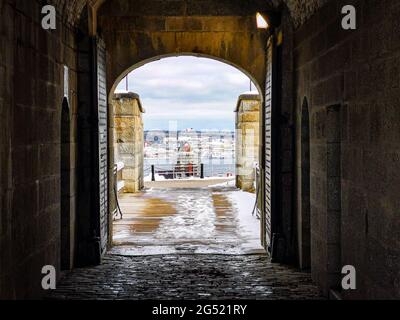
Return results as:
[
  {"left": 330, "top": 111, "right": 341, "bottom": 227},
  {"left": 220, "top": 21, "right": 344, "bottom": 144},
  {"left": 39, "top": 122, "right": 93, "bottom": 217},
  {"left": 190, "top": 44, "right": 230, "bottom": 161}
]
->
[{"left": 115, "top": 56, "right": 258, "bottom": 131}]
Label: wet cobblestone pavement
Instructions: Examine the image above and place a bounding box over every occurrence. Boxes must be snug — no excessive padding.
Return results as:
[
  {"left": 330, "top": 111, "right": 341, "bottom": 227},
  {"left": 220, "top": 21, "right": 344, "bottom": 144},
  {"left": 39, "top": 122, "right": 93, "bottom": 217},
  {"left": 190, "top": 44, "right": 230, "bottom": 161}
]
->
[{"left": 49, "top": 254, "right": 323, "bottom": 300}]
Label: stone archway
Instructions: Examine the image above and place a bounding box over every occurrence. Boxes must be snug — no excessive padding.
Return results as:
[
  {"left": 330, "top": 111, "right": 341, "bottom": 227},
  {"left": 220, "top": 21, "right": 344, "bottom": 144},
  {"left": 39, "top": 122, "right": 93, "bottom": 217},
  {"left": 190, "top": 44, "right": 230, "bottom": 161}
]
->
[
  {"left": 108, "top": 53, "right": 265, "bottom": 103},
  {"left": 96, "top": 0, "right": 272, "bottom": 96},
  {"left": 74, "top": 0, "right": 282, "bottom": 259},
  {"left": 107, "top": 54, "right": 264, "bottom": 248},
  {"left": 95, "top": 0, "right": 274, "bottom": 251}
]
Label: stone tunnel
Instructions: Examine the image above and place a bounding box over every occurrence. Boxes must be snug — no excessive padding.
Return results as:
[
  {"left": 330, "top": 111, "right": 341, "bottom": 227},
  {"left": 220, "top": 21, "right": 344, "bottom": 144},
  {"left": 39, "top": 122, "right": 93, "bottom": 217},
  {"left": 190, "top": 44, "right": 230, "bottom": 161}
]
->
[{"left": 0, "top": 0, "right": 399, "bottom": 300}]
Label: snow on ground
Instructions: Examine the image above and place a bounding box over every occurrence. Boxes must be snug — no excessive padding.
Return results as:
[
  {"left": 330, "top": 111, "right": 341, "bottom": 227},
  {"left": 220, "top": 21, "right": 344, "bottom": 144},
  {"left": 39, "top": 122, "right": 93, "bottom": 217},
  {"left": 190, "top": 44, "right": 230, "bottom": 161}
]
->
[
  {"left": 210, "top": 178, "right": 262, "bottom": 247},
  {"left": 144, "top": 174, "right": 166, "bottom": 182},
  {"left": 114, "top": 182, "right": 264, "bottom": 255},
  {"left": 227, "top": 190, "right": 263, "bottom": 252},
  {"left": 209, "top": 179, "right": 236, "bottom": 187},
  {"left": 144, "top": 175, "right": 235, "bottom": 184}
]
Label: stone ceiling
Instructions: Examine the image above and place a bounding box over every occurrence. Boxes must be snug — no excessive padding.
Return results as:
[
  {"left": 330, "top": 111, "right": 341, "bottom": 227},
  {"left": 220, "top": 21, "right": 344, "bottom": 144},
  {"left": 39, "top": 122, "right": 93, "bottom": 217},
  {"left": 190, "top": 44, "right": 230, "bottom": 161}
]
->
[
  {"left": 280, "top": 0, "right": 329, "bottom": 26},
  {"left": 50, "top": 0, "right": 328, "bottom": 28}
]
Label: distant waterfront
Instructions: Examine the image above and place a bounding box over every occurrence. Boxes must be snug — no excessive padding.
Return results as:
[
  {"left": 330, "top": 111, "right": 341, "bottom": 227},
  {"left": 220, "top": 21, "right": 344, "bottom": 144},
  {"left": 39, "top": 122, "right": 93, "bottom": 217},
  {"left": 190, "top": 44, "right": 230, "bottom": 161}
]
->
[
  {"left": 144, "top": 158, "right": 235, "bottom": 178},
  {"left": 144, "top": 129, "right": 236, "bottom": 178}
]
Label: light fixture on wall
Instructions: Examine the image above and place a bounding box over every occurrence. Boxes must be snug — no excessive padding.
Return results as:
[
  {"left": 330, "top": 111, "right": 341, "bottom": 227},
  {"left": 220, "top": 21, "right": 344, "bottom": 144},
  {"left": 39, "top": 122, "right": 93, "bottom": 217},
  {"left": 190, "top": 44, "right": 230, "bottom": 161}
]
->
[{"left": 256, "top": 12, "right": 269, "bottom": 29}]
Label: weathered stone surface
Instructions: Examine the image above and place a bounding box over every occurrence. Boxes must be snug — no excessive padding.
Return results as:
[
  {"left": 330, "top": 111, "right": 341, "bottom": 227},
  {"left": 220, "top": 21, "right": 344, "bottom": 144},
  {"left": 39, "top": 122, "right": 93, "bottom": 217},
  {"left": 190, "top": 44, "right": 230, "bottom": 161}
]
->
[
  {"left": 0, "top": 0, "right": 79, "bottom": 299},
  {"left": 235, "top": 94, "right": 261, "bottom": 193},
  {"left": 1, "top": 0, "right": 400, "bottom": 301},
  {"left": 48, "top": 254, "right": 323, "bottom": 300},
  {"left": 113, "top": 94, "right": 145, "bottom": 193},
  {"left": 295, "top": 0, "right": 400, "bottom": 299},
  {"left": 48, "top": 0, "right": 328, "bottom": 30}
]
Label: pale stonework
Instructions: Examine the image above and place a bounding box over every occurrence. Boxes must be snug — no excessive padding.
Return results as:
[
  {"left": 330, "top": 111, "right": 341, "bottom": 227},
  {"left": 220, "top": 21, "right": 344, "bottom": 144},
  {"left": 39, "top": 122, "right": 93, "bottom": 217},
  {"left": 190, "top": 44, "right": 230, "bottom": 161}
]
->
[
  {"left": 235, "top": 93, "right": 260, "bottom": 193},
  {"left": 113, "top": 93, "right": 145, "bottom": 193}
]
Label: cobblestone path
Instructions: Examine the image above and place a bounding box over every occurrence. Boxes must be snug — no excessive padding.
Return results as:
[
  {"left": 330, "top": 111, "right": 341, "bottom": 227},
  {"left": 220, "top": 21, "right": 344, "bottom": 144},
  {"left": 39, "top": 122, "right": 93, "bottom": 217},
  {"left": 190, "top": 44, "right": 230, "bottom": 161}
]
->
[{"left": 49, "top": 254, "right": 323, "bottom": 300}]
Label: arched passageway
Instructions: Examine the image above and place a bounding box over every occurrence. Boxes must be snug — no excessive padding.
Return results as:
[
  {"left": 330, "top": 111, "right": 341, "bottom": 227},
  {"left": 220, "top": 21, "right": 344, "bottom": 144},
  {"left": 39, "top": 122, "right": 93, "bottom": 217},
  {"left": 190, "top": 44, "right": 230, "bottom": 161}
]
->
[
  {"left": 8, "top": 0, "right": 400, "bottom": 301},
  {"left": 98, "top": 0, "right": 271, "bottom": 96},
  {"left": 73, "top": 0, "right": 280, "bottom": 266},
  {"left": 109, "top": 56, "right": 264, "bottom": 255}
]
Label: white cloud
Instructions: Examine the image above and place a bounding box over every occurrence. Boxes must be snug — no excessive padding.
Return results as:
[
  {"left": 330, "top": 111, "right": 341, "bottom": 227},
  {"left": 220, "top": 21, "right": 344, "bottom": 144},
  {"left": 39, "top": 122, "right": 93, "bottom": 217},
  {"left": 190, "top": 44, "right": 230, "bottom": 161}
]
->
[
  {"left": 115, "top": 56, "right": 257, "bottom": 130},
  {"left": 142, "top": 99, "right": 235, "bottom": 119},
  {"left": 142, "top": 78, "right": 207, "bottom": 91}
]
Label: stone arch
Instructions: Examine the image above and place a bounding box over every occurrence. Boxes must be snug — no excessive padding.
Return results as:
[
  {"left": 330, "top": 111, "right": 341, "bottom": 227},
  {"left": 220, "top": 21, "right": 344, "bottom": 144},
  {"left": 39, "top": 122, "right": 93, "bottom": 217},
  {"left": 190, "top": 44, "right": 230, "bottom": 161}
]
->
[
  {"left": 95, "top": 0, "right": 277, "bottom": 253},
  {"left": 74, "top": 0, "right": 287, "bottom": 257},
  {"left": 107, "top": 54, "right": 264, "bottom": 243},
  {"left": 95, "top": 0, "right": 274, "bottom": 97},
  {"left": 55, "top": 0, "right": 325, "bottom": 31}
]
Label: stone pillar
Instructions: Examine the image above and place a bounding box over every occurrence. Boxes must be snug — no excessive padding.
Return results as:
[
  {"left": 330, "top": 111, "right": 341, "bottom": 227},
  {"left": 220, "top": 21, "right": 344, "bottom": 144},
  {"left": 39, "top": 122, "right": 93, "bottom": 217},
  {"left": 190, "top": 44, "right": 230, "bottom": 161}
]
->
[
  {"left": 235, "top": 93, "right": 260, "bottom": 192},
  {"left": 113, "top": 92, "right": 145, "bottom": 193}
]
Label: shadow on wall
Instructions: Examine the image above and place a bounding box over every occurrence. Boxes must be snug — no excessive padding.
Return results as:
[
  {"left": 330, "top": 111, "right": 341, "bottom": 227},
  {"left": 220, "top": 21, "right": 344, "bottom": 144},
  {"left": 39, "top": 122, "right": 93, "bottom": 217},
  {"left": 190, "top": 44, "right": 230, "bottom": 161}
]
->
[{"left": 61, "top": 97, "right": 73, "bottom": 271}]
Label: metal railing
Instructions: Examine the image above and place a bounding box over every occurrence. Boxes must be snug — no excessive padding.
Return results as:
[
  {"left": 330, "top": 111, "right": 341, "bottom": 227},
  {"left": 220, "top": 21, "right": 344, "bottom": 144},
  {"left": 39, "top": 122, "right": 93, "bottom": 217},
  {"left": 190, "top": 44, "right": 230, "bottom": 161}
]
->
[
  {"left": 252, "top": 164, "right": 262, "bottom": 220},
  {"left": 146, "top": 164, "right": 204, "bottom": 181},
  {"left": 144, "top": 161, "right": 235, "bottom": 180},
  {"left": 113, "top": 163, "right": 124, "bottom": 220}
]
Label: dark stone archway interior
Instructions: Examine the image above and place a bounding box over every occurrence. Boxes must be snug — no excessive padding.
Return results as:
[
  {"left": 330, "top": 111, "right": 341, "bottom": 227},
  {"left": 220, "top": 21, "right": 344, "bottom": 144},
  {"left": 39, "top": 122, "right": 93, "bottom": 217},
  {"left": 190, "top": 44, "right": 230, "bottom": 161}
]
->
[{"left": 0, "top": 0, "right": 399, "bottom": 300}]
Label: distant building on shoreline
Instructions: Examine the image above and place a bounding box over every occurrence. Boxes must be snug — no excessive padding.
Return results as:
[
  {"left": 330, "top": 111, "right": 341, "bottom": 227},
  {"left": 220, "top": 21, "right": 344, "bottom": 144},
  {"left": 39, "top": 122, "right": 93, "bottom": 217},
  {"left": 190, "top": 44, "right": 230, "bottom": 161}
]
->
[{"left": 144, "top": 129, "right": 235, "bottom": 161}]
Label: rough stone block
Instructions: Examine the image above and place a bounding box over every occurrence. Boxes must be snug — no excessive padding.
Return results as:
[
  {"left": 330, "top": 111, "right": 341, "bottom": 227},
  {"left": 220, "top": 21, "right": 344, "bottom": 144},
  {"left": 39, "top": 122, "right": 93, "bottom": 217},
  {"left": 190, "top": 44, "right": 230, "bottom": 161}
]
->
[
  {"left": 327, "top": 144, "right": 341, "bottom": 178},
  {"left": 310, "top": 143, "right": 327, "bottom": 175}
]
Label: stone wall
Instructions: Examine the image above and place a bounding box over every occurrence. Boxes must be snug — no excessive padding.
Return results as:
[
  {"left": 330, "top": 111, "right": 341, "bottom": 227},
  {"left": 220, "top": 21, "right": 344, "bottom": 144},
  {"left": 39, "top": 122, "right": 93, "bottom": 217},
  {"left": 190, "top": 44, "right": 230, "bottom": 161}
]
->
[
  {"left": 282, "top": 0, "right": 329, "bottom": 28},
  {"left": 272, "top": 7, "right": 297, "bottom": 264},
  {"left": 113, "top": 93, "right": 145, "bottom": 193},
  {"left": 97, "top": 0, "right": 269, "bottom": 96},
  {"left": 294, "top": 0, "right": 400, "bottom": 299},
  {"left": 1, "top": 0, "right": 399, "bottom": 301},
  {"left": 0, "top": 0, "right": 79, "bottom": 299},
  {"left": 235, "top": 93, "right": 261, "bottom": 192},
  {"left": 46, "top": 0, "right": 330, "bottom": 32}
]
